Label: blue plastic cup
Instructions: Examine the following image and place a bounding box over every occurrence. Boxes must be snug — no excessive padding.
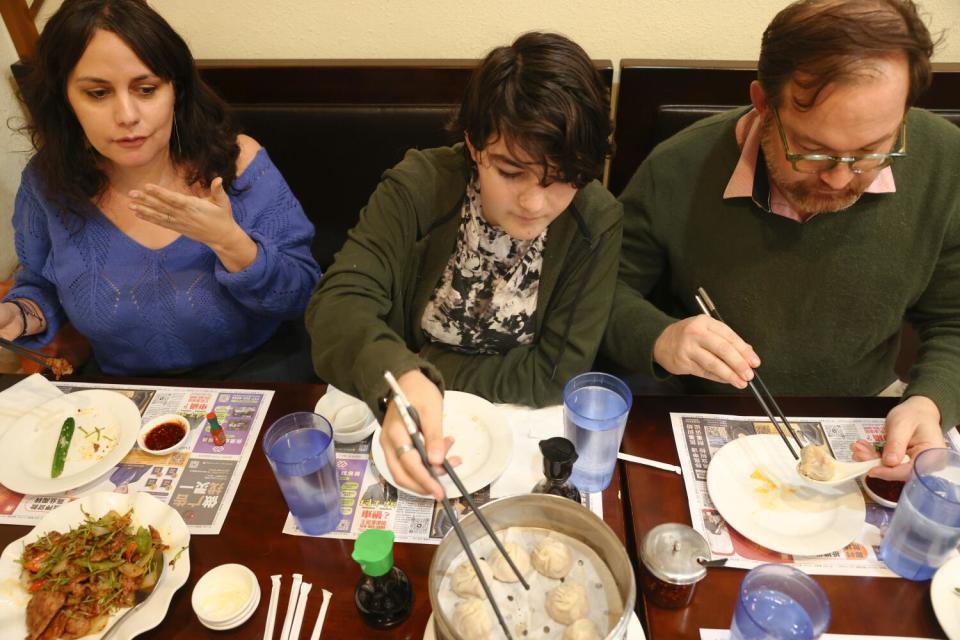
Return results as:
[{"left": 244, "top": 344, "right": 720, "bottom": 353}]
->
[
  {"left": 263, "top": 412, "right": 341, "bottom": 535},
  {"left": 562, "top": 372, "right": 632, "bottom": 492},
  {"left": 879, "top": 448, "right": 960, "bottom": 580},
  {"left": 730, "top": 564, "right": 830, "bottom": 640}
]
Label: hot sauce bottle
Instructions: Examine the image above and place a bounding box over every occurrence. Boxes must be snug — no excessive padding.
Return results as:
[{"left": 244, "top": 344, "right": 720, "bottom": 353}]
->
[
  {"left": 352, "top": 529, "right": 412, "bottom": 628},
  {"left": 206, "top": 411, "right": 227, "bottom": 447}
]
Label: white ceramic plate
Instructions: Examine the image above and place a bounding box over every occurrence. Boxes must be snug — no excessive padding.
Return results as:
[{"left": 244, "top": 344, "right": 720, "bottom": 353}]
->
[
  {"left": 931, "top": 555, "right": 960, "bottom": 640},
  {"left": 0, "top": 389, "right": 141, "bottom": 495},
  {"left": 0, "top": 491, "right": 191, "bottom": 640},
  {"left": 423, "top": 610, "right": 646, "bottom": 640},
  {"left": 706, "top": 434, "right": 866, "bottom": 556},
  {"left": 371, "top": 391, "right": 512, "bottom": 499},
  {"left": 314, "top": 386, "right": 377, "bottom": 444}
]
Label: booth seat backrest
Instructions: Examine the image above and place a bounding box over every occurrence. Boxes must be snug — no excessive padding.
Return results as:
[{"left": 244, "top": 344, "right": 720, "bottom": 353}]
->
[
  {"left": 197, "top": 61, "right": 614, "bottom": 269},
  {"left": 609, "top": 60, "right": 960, "bottom": 196}
]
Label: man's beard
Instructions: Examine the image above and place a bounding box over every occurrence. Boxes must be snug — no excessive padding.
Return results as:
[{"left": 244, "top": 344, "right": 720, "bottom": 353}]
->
[{"left": 759, "top": 116, "right": 864, "bottom": 216}]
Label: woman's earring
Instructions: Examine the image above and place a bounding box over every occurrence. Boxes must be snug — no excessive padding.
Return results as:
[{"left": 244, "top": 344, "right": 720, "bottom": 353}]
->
[{"left": 173, "top": 113, "right": 183, "bottom": 156}]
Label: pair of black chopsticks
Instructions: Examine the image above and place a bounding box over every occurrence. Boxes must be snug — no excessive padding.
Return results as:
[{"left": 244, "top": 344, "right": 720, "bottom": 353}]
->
[
  {"left": 383, "top": 371, "right": 526, "bottom": 640},
  {"left": 0, "top": 337, "right": 60, "bottom": 371},
  {"left": 694, "top": 287, "right": 805, "bottom": 459}
]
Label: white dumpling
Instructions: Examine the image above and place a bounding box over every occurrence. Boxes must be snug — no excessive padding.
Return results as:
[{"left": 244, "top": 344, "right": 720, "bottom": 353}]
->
[
  {"left": 563, "top": 618, "right": 602, "bottom": 640},
  {"left": 450, "top": 559, "right": 494, "bottom": 599},
  {"left": 490, "top": 542, "right": 531, "bottom": 582},
  {"left": 531, "top": 536, "right": 573, "bottom": 579},
  {"left": 453, "top": 598, "right": 491, "bottom": 640},
  {"left": 545, "top": 582, "right": 590, "bottom": 624}
]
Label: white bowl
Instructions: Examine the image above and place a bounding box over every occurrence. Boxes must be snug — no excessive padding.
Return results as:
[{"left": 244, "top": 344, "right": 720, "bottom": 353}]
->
[
  {"left": 192, "top": 563, "right": 260, "bottom": 629},
  {"left": 314, "top": 386, "right": 377, "bottom": 444},
  {"left": 137, "top": 414, "right": 190, "bottom": 455}
]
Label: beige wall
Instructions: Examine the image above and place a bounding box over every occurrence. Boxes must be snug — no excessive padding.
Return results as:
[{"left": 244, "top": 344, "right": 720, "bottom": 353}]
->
[{"left": 1, "top": 0, "right": 959, "bottom": 278}]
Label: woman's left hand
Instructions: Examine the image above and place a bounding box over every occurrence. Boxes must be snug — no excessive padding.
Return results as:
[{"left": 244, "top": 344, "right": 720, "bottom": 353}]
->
[
  {"left": 130, "top": 178, "right": 258, "bottom": 271},
  {"left": 129, "top": 177, "right": 237, "bottom": 247}
]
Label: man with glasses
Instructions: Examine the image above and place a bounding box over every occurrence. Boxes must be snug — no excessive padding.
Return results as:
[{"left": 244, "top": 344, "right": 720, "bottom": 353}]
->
[{"left": 604, "top": 0, "right": 958, "bottom": 479}]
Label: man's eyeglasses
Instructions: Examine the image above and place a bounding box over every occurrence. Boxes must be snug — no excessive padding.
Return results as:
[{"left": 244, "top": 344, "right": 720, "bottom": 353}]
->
[{"left": 772, "top": 108, "right": 907, "bottom": 174}]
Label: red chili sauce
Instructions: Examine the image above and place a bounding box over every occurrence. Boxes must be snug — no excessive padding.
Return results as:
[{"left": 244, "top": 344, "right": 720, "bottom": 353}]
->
[
  {"left": 865, "top": 476, "right": 905, "bottom": 503},
  {"left": 144, "top": 422, "right": 186, "bottom": 451}
]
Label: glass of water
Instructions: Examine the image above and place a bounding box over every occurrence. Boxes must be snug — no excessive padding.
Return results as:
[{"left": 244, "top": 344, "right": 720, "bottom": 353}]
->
[
  {"left": 730, "top": 564, "right": 830, "bottom": 640},
  {"left": 879, "top": 447, "right": 960, "bottom": 580},
  {"left": 562, "top": 372, "right": 632, "bottom": 492},
  {"left": 263, "top": 412, "right": 341, "bottom": 535}
]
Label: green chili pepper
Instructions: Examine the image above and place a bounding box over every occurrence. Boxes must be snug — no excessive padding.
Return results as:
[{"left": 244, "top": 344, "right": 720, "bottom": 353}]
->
[{"left": 51, "top": 416, "right": 76, "bottom": 478}]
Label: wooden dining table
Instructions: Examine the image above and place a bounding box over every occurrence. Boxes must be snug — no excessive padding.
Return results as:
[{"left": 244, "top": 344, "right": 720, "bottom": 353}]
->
[
  {"left": 620, "top": 394, "right": 948, "bottom": 640},
  {"left": 0, "top": 373, "right": 629, "bottom": 640}
]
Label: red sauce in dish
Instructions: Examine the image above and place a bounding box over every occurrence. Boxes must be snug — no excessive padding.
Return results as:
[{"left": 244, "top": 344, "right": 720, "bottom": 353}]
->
[
  {"left": 865, "top": 476, "right": 905, "bottom": 503},
  {"left": 144, "top": 422, "right": 186, "bottom": 451}
]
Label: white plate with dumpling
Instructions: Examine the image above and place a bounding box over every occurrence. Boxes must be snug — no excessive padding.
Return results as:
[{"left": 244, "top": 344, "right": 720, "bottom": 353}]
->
[
  {"left": 422, "top": 611, "right": 645, "bottom": 639},
  {"left": 371, "top": 391, "right": 512, "bottom": 499}
]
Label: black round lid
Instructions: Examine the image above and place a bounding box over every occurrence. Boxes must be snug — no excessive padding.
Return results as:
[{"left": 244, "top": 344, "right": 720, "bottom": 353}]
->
[{"left": 539, "top": 437, "right": 578, "bottom": 480}]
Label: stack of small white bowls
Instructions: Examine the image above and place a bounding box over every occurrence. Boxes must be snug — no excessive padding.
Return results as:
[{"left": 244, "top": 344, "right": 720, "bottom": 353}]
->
[
  {"left": 314, "top": 384, "right": 378, "bottom": 443},
  {"left": 191, "top": 563, "right": 261, "bottom": 630}
]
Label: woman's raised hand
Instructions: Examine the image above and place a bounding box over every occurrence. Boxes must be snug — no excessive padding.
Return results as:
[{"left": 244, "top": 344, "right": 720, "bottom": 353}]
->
[{"left": 129, "top": 178, "right": 257, "bottom": 271}]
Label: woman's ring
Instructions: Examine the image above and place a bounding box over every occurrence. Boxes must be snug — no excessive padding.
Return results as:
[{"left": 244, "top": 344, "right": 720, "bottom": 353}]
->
[{"left": 395, "top": 442, "right": 416, "bottom": 457}]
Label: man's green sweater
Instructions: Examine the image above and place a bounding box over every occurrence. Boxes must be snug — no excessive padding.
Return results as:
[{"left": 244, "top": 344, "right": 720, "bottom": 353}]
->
[{"left": 603, "top": 108, "right": 960, "bottom": 429}]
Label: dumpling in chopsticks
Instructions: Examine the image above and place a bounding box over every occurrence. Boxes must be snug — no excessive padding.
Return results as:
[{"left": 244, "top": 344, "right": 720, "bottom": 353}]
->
[
  {"left": 453, "top": 598, "right": 491, "bottom": 640},
  {"left": 450, "top": 559, "right": 494, "bottom": 599},
  {"left": 564, "top": 618, "right": 603, "bottom": 640},
  {"left": 531, "top": 536, "right": 573, "bottom": 579},
  {"left": 798, "top": 444, "right": 835, "bottom": 481},
  {"left": 490, "top": 541, "right": 531, "bottom": 582},
  {"left": 545, "top": 582, "right": 590, "bottom": 624}
]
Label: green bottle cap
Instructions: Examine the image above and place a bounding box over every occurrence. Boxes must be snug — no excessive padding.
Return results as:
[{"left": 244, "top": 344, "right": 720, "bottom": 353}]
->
[{"left": 352, "top": 529, "right": 395, "bottom": 577}]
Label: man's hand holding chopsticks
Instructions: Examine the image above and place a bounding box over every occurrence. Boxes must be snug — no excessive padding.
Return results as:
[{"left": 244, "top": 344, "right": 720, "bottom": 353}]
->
[{"left": 653, "top": 315, "right": 761, "bottom": 389}]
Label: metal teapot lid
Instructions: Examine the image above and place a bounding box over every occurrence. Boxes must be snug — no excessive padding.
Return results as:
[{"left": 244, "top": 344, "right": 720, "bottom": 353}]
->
[{"left": 640, "top": 523, "right": 711, "bottom": 585}]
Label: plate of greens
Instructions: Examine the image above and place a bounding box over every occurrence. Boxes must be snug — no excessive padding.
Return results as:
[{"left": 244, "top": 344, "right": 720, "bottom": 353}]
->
[
  {"left": 0, "top": 491, "right": 190, "bottom": 640},
  {"left": 0, "top": 390, "right": 140, "bottom": 495}
]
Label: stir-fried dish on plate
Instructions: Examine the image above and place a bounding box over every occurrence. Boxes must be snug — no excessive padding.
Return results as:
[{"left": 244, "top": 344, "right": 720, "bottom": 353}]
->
[{"left": 19, "top": 509, "right": 166, "bottom": 640}]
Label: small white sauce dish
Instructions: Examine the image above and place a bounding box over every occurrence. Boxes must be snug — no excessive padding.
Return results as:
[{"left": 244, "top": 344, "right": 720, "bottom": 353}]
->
[
  {"left": 191, "top": 563, "right": 261, "bottom": 630},
  {"left": 137, "top": 414, "right": 190, "bottom": 455}
]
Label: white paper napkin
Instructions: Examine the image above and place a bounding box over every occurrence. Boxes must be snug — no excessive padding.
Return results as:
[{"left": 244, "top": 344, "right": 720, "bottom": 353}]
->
[
  {"left": 0, "top": 373, "right": 62, "bottom": 439},
  {"left": 489, "top": 404, "right": 564, "bottom": 499}
]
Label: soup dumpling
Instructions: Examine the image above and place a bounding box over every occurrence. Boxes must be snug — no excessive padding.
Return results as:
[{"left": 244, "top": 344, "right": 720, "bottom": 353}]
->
[
  {"left": 531, "top": 536, "right": 573, "bottom": 579},
  {"left": 490, "top": 541, "right": 531, "bottom": 582},
  {"left": 546, "top": 582, "right": 590, "bottom": 624},
  {"left": 450, "top": 559, "right": 494, "bottom": 599},
  {"left": 563, "top": 618, "right": 602, "bottom": 640},
  {"left": 453, "top": 598, "right": 491, "bottom": 640}
]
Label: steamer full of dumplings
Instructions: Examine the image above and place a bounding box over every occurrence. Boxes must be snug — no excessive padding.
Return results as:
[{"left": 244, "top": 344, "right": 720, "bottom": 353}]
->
[{"left": 429, "top": 494, "right": 636, "bottom": 640}]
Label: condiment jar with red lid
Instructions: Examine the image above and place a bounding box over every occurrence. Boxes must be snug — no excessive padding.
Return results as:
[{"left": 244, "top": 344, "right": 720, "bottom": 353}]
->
[{"left": 639, "top": 523, "right": 711, "bottom": 609}]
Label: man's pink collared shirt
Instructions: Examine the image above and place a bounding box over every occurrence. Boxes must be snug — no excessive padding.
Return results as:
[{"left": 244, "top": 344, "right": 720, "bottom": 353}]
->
[{"left": 722, "top": 109, "right": 896, "bottom": 222}]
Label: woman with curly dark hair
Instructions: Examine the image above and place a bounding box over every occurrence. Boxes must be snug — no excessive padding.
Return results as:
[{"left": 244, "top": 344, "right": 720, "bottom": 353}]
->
[{"left": 0, "top": 0, "right": 320, "bottom": 379}]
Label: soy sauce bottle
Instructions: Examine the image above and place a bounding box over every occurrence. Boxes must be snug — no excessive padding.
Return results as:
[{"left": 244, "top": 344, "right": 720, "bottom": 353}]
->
[
  {"left": 352, "top": 529, "right": 412, "bottom": 628},
  {"left": 532, "top": 437, "right": 582, "bottom": 503}
]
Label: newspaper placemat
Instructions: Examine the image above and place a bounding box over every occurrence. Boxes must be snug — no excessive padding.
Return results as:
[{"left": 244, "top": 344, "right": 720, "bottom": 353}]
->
[
  {"left": 284, "top": 402, "right": 604, "bottom": 544},
  {"left": 0, "top": 380, "right": 273, "bottom": 535},
  {"left": 672, "top": 411, "right": 959, "bottom": 577}
]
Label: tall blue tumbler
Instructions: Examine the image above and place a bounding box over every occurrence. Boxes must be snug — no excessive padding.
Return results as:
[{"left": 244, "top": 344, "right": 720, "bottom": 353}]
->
[{"left": 563, "top": 372, "right": 632, "bottom": 492}]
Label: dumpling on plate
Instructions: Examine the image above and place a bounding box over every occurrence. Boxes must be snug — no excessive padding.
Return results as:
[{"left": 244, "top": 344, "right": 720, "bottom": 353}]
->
[
  {"left": 450, "top": 559, "right": 494, "bottom": 599},
  {"left": 564, "top": 618, "right": 603, "bottom": 640},
  {"left": 531, "top": 536, "right": 573, "bottom": 579},
  {"left": 545, "top": 582, "right": 590, "bottom": 624},
  {"left": 490, "top": 541, "right": 531, "bottom": 582},
  {"left": 453, "top": 598, "right": 491, "bottom": 640}
]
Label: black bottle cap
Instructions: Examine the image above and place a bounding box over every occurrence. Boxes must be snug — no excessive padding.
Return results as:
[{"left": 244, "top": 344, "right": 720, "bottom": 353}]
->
[{"left": 539, "top": 437, "right": 578, "bottom": 481}]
